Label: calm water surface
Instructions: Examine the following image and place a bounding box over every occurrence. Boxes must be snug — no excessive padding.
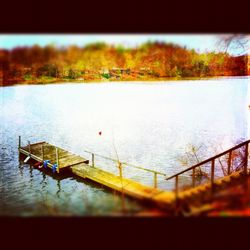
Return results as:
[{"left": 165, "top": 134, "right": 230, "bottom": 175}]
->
[{"left": 0, "top": 77, "right": 249, "bottom": 216}]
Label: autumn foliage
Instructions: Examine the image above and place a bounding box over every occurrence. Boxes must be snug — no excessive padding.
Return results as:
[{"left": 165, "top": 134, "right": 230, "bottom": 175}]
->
[{"left": 0, "top": 41, "right": 248, "bottom": 85}]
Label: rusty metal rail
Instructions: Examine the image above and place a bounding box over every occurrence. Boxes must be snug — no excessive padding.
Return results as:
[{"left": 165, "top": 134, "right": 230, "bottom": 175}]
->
[
  {"left": 166, "top": 139, "right": 250, "bottom": 198},
  {"left": 82, "top": 149, "right": 167, "bottom": 189}
]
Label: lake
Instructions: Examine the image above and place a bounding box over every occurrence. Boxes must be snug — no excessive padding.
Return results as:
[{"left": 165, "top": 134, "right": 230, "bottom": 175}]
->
[{"left": 0, "top": 77, "right": 249, "bottom": 216}]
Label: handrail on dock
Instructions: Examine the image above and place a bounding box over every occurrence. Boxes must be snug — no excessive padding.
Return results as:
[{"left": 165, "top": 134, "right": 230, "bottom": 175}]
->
[
  {"left": 165, "top": 139, "right": 250, "bottom": 198},
  {"left": 19, "top": 136, "right": 167, "bottom": 189},
  {"left": 82, "top": 149, "right": 166, "bottom": 189},
  {"left": 83, "top": 149, "right": 166, "bottom": 175}
]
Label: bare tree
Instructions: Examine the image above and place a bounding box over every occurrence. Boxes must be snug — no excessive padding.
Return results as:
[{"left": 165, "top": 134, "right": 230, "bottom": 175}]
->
[
  {"left": 217, "top": 34, "right": 249, "bottom": 55},
  {"left": 177, "top": 143, "right": 210, "bottom": 179},
  {"left": 176, "top": 138, "right": 248, "bottom": 184}
]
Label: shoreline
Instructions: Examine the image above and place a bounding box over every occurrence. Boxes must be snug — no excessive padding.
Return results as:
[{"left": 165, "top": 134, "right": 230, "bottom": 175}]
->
[{"left": 1, "top": 75, "right": 249, "bottom": 87}]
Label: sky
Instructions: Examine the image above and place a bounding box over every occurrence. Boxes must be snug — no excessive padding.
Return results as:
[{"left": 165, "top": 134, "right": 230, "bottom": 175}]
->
[{"left": 0, "top": 34, "right": 247, "bottom": 55}]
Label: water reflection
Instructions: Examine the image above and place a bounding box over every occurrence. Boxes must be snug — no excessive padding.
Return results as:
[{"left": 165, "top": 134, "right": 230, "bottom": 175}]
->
[
  {"left": 56, "top": 180, "right": 61, "bottom": 197},
  {"left": 18, "top": 162, "right": 24, "bottom": 176},
  {"left": 40, "top": 172, "right": 47, "bottom": 189},
  {"left": 29, "top": 166, "right": 33, "bottom": 184}
]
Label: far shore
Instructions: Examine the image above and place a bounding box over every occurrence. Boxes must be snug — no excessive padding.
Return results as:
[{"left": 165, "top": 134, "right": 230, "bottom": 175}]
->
[{"left": 1, "top": 75, "right": 249, "bottom": 87}]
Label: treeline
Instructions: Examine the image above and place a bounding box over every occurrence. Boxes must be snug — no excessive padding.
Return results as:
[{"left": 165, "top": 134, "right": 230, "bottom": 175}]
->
[{"left": 0, "top": 41, "right": 248, "bottom": 85}]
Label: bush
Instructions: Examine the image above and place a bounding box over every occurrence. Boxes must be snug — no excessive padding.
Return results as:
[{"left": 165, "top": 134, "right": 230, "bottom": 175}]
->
[
  {"left": 24, "top": 74, "right": 33, "bottom": 80},
  {"left": 37, "top": 64, "right": 58, "bottom": 77},
  {"left": 101, "top": 73, "right": 111, "bottom": 79}
]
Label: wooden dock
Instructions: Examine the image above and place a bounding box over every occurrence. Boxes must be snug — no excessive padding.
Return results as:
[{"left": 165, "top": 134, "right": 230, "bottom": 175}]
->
[
  {"left": 18, "top": 137, "right": 250, "bottom": 213},
  {"left": 18, "top": 138, "right": 176, "bottom": 209},
  {"left": 19, "top": 141, "right": 89, "bottom": 173}
]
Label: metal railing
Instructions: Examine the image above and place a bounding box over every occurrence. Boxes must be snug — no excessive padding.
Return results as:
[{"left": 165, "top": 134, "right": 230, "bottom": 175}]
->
[
  {"left": 166, "top": 139, "right": 250, "bottom": 198},
  {"left": 81, "top": 149, "right": 167, "bottom": 189}
]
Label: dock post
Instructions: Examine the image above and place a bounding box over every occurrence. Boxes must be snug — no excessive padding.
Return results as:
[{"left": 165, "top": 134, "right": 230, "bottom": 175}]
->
[
  {"left": 244, "top": 142, "right": 249, "bottom": 195},
  {"left": 244, "top": 142, "right": 248, "bottom": 176},
  {"left": 211, "top": 159, "right": 215, "bottom": 194},
  {"left": 118, "top": 162, "right": 123, "bottom": 179},
  {"left": 154, "top": 172, "right": 157, "bottom": 189},
  {"left": 175, "top": 175, "right": 179, "bottom": 199},
  {"left": 18, "top": 136, "right": 21, "bottom": 163},
  {"left": 92, "top": 153, "right": 94, "bottom": 167},
  {"left": 41, "top": 144, "right": 44, "bottom": 161},
  {"left": 18, "top": 136, "right": 21, "bottom": 149},
  {"left": 56, "top": 147, "right": 59, "bottom": 173},
  {"left": 91, "top": 153, "right": 95, "bottom": 167},
  {"left": 192, "top": 168, "right": 195, "bottom": 187},
  {"left": 28, "top": 141, "right": 31, "bottom": 156},
  {"left": 228, "top": 151, "right": 232, "bottom": 175}
]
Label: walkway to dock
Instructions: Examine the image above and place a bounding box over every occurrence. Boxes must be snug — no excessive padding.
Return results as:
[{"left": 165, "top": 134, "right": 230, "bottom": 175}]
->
[{"left": 18, "top": 137, "right": 250, "bottom": 213}]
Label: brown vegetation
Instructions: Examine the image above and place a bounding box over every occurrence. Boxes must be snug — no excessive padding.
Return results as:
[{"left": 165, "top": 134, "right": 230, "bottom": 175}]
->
[{"left": 0, "top": 41, "right": 248, "bottom": 85}]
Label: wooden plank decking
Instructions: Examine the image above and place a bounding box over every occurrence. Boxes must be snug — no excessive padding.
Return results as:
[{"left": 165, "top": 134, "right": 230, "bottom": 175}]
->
[
  {"left": 71, "top": 164, "right": 175, "bottom": 207},
  {"left": 19, "top": 142, "right": 89, "bottom": 171}
]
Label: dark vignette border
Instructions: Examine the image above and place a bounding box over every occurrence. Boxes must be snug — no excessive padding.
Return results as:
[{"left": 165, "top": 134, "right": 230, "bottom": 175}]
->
[
  {"left": 1, "top": 0, "right": 250, "bottom": 250},
  {"left": 1, "top": 217, "right": 250, "bottom": 250},
  {"left": 0, "top": 0, "right": 249, "bottom": 33}
]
